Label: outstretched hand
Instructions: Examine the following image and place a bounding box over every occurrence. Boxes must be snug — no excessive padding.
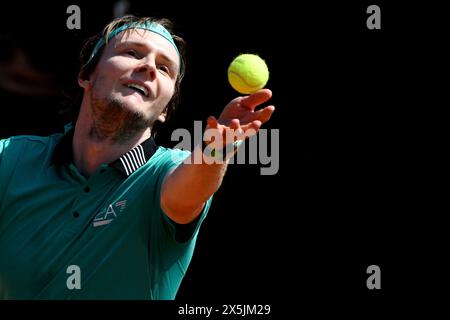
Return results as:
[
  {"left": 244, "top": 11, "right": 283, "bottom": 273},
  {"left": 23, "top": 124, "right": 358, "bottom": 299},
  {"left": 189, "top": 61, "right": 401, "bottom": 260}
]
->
[{"left": 205, "top": 89, "right": 275, "bottom": 147}]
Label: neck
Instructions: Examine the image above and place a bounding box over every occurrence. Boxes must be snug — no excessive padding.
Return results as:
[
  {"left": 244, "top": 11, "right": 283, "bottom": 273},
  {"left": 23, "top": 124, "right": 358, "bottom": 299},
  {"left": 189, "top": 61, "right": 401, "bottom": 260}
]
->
[{"left": 72, "top": 108, "right": 152, "bottom": 178}]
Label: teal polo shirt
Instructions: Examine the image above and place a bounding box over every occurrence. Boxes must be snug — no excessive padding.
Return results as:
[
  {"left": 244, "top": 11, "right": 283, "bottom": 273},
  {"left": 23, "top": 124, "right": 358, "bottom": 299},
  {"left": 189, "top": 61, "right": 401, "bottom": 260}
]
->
[{"left": 0, "top": 127, "right": 212, "bottom": 299}]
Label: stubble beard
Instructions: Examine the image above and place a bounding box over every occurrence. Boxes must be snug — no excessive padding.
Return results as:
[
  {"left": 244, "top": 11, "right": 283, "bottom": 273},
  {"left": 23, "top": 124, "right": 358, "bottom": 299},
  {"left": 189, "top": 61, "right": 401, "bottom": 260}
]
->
[{"left": 89, "top": 88, "right": 155, "bottom": 145}]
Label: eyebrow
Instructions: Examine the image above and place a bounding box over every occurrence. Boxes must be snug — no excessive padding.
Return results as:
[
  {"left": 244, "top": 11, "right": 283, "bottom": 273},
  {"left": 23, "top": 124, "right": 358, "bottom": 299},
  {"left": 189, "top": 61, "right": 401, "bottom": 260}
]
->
[{"left": 116, "top": 41, "right": 179, "bottom": 72}]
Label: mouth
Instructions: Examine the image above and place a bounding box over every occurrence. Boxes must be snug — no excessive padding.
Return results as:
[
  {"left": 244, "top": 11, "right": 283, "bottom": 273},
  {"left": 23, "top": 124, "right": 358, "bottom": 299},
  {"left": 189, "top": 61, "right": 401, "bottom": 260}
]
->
[{"left": 125, "top": 82, "right": 149, "bottom": 98}]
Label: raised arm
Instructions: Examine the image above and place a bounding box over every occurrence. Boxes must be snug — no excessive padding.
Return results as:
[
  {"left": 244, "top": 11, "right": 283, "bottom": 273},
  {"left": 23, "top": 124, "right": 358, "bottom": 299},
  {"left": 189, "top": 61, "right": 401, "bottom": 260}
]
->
[{"left": 160, "top": 89, "right": 275, "bottom": 224}]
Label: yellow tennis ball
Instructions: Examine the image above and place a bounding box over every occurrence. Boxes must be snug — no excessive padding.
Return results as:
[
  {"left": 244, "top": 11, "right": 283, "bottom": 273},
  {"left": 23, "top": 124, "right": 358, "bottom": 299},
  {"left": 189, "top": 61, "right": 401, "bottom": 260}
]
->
[{"left": 228, "top": 54, "right": 269, "bottom": 94}]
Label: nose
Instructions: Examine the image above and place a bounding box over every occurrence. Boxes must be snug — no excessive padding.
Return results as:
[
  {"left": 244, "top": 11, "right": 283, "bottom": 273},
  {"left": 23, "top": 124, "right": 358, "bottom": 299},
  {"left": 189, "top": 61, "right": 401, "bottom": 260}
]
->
[{"left": 136, "top": 57, "right": 157, "bottom": 81}]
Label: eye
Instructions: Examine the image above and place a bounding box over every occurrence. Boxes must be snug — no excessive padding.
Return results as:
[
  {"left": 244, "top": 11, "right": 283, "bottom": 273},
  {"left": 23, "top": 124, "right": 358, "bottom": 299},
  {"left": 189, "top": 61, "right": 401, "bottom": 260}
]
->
[
  {"left": 158, "top": 65, "right": 170, "bottom": 74},
  {"left": 125, "top": 50, "right": 138, "bottom": 57}
]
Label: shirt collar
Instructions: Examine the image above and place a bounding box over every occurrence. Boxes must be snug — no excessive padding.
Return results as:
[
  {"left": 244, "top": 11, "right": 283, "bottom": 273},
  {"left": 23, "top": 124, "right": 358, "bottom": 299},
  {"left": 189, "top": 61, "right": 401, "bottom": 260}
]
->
[{"left": 51, "top": 127, "right": 158, "bottom": 177}]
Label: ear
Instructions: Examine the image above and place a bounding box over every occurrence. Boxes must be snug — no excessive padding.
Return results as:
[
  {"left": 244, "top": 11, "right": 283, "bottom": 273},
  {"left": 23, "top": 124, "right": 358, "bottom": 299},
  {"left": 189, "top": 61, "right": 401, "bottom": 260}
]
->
[
  {"left": 77, "top": 70, "right": 92, "bottom": 89},
  {"left": 157, "top": 108, "right": 168, "bottom": 123}
]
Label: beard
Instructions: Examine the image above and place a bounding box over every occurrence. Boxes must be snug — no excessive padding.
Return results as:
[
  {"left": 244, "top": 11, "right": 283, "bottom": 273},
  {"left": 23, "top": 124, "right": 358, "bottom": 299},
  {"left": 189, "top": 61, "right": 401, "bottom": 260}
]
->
[{"left": 89, "top": 86, "right": 158, "bottom": 144}]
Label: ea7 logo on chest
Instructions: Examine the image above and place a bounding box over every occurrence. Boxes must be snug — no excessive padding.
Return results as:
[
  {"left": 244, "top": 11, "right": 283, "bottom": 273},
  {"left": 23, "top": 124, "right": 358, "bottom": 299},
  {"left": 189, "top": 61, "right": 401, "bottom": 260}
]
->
[{"left": 93, "top": 200, "right": 127, "bottom": 227}]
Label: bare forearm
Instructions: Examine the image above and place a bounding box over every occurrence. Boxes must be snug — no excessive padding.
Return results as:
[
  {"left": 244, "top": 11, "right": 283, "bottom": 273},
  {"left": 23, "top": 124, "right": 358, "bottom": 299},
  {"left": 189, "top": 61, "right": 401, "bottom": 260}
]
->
[
  {"left": 160, "top": 89, "right": 275, "bottom": 223},
  {"left": 160, "top": 144, "right": 229, "bottom": 223}
]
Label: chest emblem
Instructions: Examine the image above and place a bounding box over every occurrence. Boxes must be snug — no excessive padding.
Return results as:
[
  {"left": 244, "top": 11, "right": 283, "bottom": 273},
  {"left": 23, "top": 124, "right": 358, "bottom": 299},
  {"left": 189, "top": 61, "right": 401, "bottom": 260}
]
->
[{"left": 93, "top": 200, "right": 127, "bottom": 227}]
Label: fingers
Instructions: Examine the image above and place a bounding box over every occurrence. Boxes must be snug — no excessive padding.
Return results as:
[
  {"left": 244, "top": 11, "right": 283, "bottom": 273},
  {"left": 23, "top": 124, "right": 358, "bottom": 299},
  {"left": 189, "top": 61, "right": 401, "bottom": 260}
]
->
[
  {"left": 217, "top": 118, "right": 260, "bottom": 138},
  {"left": 208, "top": 108, "right": 272, "bottom": 135},
  {"left": 206, "top": 116, "right": 257, "bottom": 140},
  {"left": 229, "top": 118, "right": 240, "bottom": 130},
  {"left": 207, "top": 106, "right": 270, "bottom": 144},
  {"left": 207, "top": 116, "right": 219, "bottom": 129},
  {"left": 241, "top": 120, "right": 262, "bottom": 137},
  {"left": 250, "top": 105, "right": 275, "bottom": 123},
  {"left": 241, "top": 89, "right": 272, "bottom": 111}
]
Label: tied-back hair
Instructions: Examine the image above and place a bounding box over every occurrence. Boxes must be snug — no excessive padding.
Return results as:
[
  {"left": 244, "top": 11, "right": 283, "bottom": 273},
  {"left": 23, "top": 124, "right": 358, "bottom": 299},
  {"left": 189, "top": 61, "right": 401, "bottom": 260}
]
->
[{"left": 62, "top": 15, "right": 187, "bottom": 137}]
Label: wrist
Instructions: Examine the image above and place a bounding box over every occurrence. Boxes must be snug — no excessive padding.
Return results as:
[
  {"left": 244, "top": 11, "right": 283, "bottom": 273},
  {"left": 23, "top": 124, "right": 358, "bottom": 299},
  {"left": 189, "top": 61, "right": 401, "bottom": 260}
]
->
[{"left": 202, "top": 140, "right": 243, "bottom": 162}]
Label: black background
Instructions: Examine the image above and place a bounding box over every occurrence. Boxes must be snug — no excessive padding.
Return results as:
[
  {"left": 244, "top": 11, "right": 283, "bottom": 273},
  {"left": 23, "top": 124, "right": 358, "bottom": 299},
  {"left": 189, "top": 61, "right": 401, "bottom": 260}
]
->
[{"left": 0, "top": 0, "right": 444, "bottom": 316}]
